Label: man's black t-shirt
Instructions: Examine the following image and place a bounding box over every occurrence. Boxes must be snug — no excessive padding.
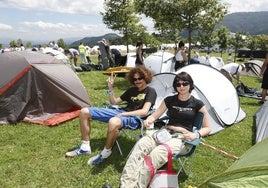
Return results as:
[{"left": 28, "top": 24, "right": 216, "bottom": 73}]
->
[{"left": 120, "top": 86, "right": 157, "bottom": 112}]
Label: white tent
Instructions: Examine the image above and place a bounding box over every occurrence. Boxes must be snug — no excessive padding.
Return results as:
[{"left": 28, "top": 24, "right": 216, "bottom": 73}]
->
[
  {"left": 125, "top": 52, "right": 137, "bottom": 67},
  {"left": 41, "top": 47, "right": 74, "bottom": 70},
  {"left": 144, "top": 51, "right": 175, "bottom": 75},
  {"left": 149, "top": 64, "right": 246, "bottom": 135},
  {"left": 199, "top": 56, "right": 225, "bottom": 70},
  {"left": 254, "top": 101, "right": 268, "bottom": 143},
  {"left": 144, "top": 52, "right": 224, "bottom": 75},
  {"left": 209, "top": 57, "right": 225, "bottom": 70}
]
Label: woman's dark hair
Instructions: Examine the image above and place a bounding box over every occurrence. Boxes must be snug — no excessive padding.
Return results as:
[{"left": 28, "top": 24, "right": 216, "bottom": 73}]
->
[
  {"left": 127, "top": 66, "right": 153, "bottom": 85},
  {"left": 173, "top": 71, "right": 194, "bottom": 93},
  {"left": 178, "top": 41, "right": 185, "bottom": 48},
  {"left": 136, "top": 41, "right": 143, "bottom": 47}
]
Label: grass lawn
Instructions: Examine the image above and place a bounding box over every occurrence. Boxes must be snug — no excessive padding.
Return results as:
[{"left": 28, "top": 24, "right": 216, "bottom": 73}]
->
[{"left": 0, "top": 53, "right": 264, "bottom": 188}]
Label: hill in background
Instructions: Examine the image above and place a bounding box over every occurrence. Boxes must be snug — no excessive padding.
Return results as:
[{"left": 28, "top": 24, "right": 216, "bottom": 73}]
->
[
  {"left": 219, "top": 11, "right": 268, "bottom": 35},
  {"left": 69, "top": 33, "right": 121, "bottom": 47}
]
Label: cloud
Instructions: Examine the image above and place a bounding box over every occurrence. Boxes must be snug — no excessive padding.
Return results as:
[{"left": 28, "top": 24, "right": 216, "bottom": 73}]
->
[
  {"left": 0, "top": 23, "right": 12, "bottom": 30},
  {"left": 21, "top": 21, "right": 110, "bottom": 35},
  {"left": 22, "top": 21, "right": 73, "bottom": 30},
  {"left": 15, "top": 21, "right": 113, "bottom": 41},
  {"left": 0, "top": 0, "right": 104, "bottom": 15},
  {"left": 221, "top": 0, "right": 268, "bottom": 13}
]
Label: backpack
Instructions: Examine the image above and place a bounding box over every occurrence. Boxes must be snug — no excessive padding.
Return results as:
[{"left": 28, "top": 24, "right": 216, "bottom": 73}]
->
[
  {"left": 80, "top": 63, "right": 91, "bottom": 71},
  {"left": 236, "top": 82, "right": 257, "bottom": 95}
]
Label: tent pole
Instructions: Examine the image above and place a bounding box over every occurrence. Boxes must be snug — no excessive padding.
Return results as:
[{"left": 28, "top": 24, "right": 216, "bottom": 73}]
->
[
  {"left": 200, "top": 140, "right": 239, "bottom": 160},
  {"left": 160, "top": 48, "right": 165, "bottom": 73}
]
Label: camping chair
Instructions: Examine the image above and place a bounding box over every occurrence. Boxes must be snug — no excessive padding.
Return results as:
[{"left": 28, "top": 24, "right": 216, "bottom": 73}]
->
[
  {"left": 155, "top": 111, "right": 204, "bottom": 177},
  {"left": 173, "top": 112, "right": 204, "bottom": 177},
  {"left": 104, "top": 102, "right": 154, "bottom": 156}
]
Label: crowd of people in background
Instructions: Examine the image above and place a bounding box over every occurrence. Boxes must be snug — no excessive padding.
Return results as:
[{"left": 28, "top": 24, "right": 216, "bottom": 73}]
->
[{"left": 1, "top": 40, "right": 267, "bottom": 102}]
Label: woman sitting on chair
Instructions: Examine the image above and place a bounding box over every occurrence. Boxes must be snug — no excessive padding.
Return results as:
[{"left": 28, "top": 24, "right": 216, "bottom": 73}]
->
[{"left": 120, "top": 71, "right": 211, "bottom": 188}]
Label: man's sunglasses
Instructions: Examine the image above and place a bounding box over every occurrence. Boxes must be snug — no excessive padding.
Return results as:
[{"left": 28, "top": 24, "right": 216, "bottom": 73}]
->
[
  {"left": 133, "top": 77, "right": 143, "bottom": 81},
  {"left": 176, "top": 81, "right": 190, "bottom": 87}
]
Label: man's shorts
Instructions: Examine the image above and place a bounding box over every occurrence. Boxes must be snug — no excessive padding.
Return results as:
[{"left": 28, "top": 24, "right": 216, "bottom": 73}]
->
[{"left": 88, "top": 107, "right": 140, "bottom": 129}]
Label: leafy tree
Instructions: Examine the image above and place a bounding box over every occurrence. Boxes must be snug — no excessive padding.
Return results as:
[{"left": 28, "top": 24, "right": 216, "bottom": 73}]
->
[
  {"left": 101, "top": 0, "right": 146, "bottom": 52},
  {"left": 25, "top": 42, "right": 32, "bottom": 49},
  {"left": 256, "top": 34, "right": 268, "bottom": 51},
  {"left": 247, "top": 35, "right": 259, "bottom": 51},
  {"left": 230, "top": 32, "right": 246, "bottom": 62},
  {"left": 197, "top": 8, "right": 227, "bottom": 54},
  {"left": 9, "top": 40, "right": 16, "bottom": 48},
  {"left": 0, "top": 43, "right": 3, "bottom": 49},
  {"left": 216, "top": 26, "right": 230, "bottom": 56},
  {"left": 198, "top": 30, "right": 218, "bottom": 53},
  {"left": 57, "top": 38, "right": 67, "bottom": 49},
  {"left": 135, "top": 0, "right": 227, "bottom": 60},
  {"left": 16, "top": 38, "right": 23, "bottom": 47}
]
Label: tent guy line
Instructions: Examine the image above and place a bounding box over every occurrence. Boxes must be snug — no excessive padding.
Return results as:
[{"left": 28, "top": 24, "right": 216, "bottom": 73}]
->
[{"left": 200, "top": 140, "right": 239, "bottom": 160}]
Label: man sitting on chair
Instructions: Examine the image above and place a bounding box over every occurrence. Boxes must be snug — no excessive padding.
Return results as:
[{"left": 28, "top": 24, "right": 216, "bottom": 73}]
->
[
  {"left": 120, "top": 72, "right": 211, "bottom": 188},
  {"left": 65, "top": 66, "right": 157, "bottom": 165}
]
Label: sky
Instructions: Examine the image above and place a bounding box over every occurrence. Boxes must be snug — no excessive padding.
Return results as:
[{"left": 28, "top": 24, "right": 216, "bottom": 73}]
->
[{"left": 0, "top": 0, "right": 268, "bottom": 44}]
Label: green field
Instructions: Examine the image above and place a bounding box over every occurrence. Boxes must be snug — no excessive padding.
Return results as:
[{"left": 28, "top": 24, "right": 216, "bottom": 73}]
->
[{"left": 0, "top": 53, "right": 264, "bottom": 188}]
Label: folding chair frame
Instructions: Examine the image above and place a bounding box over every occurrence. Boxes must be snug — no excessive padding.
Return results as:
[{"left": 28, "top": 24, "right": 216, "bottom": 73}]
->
[
  {"left": 104, "top": 102, "right": 154, "bottom": 157},
  {"left": 154, "top": 111, "right": 204, "bottom": 176},
  {"left": 115, "top": 116, "right": 145, "bottom": 157},
  {"left": 173, "top": 112, "right": 204, "bottom": 177}
]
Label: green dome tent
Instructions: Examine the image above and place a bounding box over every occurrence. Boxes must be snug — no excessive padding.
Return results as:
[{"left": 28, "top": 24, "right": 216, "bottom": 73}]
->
[{"left": 199, "top": 138, "right": 268, "bottom": 187}]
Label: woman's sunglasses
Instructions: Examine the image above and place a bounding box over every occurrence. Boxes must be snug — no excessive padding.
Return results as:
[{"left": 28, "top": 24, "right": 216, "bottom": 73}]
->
[
  {"left": 176, "top": 81, "right": 190, "bottom": 87},
  {"left": 133, "top": 77, "right": 143, "bottom": 81}
]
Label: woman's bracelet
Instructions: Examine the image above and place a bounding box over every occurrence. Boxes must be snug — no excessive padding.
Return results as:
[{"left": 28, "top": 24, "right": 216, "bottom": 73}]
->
[
  {"left": 196, "top": 132, "right": 202, "bottom": 138},
  {"left": 107, "top": 90, "right": 114, "bottom": 95}
]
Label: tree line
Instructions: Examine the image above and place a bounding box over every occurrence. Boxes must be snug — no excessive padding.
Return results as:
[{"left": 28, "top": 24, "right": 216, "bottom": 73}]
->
[{"left": 101, "top": 0, "right": 268, "bottom": 58}]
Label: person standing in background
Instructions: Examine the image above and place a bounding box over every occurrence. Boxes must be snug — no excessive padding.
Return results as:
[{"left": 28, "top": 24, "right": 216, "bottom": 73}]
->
[
  {"left": 49, "top": 41, "right": 59, "bottom": 50},
  {"left": 78, "top": 42, "right": 88, "bottom": 64},
  {"left": 260, "top": 52, "right": 268, "bottom": 104},
  {"left": 20, "top": 44, "right": 25, "bottom": 51},
  {"left": 227, "top": 53, "right": 232, "bottom": 64},
  {"left": 85, "top": 46, "right": 91, "bottom": 63},
  {"left": 175, "top": 41, "right": 188, "bottom": 71},
  {"left": 102, "top": 39, "right": 114, "bottom": 67},
  {"left": 65, "top": 48, "right": 79, "bottom": 67},
  {"left": 135, "top": 42, "right": 144, "bottom": 66}
]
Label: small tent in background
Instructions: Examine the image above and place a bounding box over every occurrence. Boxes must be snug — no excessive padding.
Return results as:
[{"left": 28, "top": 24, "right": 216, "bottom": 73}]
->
[
  {"left": 144, "top": 51, "right": 175, "bottom": 75},
  {"left": 240, "top": 59, "right": 263, "bottom": 77},
  {"left": 199, "top": 138, "right": 268, "bottom": 187},
  {"left": 254, "top": 101, "right": 268, "bottom": 143},
  {"left": 103, "top": 52, "right": 136, "bottom": 76},
  {"left": 149, "top": 64, "right": 246, "bottom": 135},
  {"left": 208, "top": 57, "right": 225, "bottom": 70},
  {"left": 41, "top": 47, "right": 74, "bottom": 70},
  {"left": 199, "top": 56, "right": 225, "bottom": 70},
  {"left": 125, "top": 52, "right": 137, "bottom": 67},
  {"left": 0, "top": 51, "right": 90, "bottom": 126},
  {"left": 104, "top": 51, "right": 175, "bottom": 76}
]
